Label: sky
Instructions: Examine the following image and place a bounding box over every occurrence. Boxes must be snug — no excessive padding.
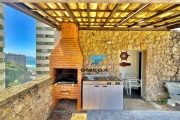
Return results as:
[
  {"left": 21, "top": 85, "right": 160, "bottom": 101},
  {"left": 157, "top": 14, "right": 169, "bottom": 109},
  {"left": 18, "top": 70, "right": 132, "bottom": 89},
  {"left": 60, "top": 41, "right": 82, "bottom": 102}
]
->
[{"left": 4, "top": 5, "right": 36, "bottom": 58}]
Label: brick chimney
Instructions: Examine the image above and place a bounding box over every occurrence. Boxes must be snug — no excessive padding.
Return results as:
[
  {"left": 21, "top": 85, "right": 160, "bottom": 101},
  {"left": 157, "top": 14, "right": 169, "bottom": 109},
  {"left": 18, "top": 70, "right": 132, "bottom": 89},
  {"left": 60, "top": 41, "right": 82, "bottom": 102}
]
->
[{"left": 50, "top": 23, "right": 83, "bottom": 110}]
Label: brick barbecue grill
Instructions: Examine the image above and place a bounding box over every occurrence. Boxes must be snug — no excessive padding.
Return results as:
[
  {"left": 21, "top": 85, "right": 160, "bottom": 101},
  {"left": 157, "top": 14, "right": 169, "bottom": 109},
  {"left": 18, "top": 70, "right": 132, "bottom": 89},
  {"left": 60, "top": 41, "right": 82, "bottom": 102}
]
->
[{"left": 50, "top": 23, "right": 83, "bottom": 110}]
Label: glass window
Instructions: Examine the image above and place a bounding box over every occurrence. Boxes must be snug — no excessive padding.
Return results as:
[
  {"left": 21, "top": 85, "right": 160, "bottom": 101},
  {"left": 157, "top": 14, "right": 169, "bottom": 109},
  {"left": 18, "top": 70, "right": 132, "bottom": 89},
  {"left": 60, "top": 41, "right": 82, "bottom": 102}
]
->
[
  {"left": 42, "top": 34, "right": 46, "bottom": 38},
  {"left": 42, "top": 49, "right": 47, "bottom": 52}
]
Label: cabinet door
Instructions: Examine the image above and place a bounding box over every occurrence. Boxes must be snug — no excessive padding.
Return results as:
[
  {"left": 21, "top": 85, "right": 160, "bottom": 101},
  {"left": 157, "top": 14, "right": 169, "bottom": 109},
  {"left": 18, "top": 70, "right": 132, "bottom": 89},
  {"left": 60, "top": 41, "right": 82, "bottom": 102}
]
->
[
  {"left": 101, "top": 85, "right": 123, "bottom": 110},
  {"left": 83, "top": 85, "right": 100, "bottom": 109}
]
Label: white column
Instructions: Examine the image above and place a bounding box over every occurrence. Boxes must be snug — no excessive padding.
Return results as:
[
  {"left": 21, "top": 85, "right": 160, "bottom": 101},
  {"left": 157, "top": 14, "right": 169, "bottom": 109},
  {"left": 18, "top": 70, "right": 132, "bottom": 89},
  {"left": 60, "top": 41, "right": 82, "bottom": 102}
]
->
[{"left": 0, "top": 3, "right": 5, "bottom": 91}]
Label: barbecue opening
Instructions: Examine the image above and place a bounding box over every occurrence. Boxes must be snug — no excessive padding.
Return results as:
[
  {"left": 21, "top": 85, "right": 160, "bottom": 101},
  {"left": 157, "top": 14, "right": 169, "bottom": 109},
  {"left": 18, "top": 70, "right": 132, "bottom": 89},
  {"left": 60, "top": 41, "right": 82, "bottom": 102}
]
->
[{"left": 53, "top": 68, "right": 77, "bottom": 84}]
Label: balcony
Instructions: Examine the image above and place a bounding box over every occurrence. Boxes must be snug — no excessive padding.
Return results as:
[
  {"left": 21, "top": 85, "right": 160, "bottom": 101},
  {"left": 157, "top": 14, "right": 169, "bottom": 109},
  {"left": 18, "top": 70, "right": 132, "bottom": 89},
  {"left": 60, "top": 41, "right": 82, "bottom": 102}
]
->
[{"left": 0, "top": 74, "right": 180, "bottom": 120}]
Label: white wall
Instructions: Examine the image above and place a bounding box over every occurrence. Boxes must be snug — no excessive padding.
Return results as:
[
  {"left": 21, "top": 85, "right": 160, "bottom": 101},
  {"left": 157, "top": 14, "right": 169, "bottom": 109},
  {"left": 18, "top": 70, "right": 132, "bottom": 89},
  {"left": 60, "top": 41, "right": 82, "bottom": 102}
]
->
[
  {"left": 119, "top": 50, "right": 140, "bottom": 79},
  {"left": 54, "top": 29, "right": 61, "bottom": 47}
]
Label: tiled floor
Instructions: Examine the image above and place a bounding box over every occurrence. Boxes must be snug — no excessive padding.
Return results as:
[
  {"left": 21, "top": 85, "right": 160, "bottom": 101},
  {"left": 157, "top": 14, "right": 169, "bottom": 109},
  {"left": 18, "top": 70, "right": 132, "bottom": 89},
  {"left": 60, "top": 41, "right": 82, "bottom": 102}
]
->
[
  {"left": 124, "top": 99, "right": 179, "bottom": 111},
  {"left": 48, "top": 95, "right": 180, "bottom": 120}
]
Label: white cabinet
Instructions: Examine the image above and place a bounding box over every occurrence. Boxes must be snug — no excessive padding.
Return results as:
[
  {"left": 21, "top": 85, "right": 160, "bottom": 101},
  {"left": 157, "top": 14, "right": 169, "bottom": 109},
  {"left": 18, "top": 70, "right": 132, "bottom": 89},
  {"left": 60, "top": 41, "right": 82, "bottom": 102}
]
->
[
  {"left": 83, "top": 85, "right": 123, "bottom": 110},
  {"left": 101, "top": 85, "right": 123, "bottom": 110},
  {"left": 83, "top": 85, "right": 100, "bottom": 109}
]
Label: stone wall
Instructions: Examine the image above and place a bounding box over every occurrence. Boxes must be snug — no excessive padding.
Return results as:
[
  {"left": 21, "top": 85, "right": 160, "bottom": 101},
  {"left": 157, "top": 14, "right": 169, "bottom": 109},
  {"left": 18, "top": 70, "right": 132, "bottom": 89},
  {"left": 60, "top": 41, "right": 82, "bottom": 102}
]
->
[
  {"left": 168, "top": 30, "right": 180, "bottom": 80},
  {"left": 0, "top": 75, "right": 52, "bottom": 120},
  {"left": 79, "top": 30, "right": 180, "bottom": 101}
]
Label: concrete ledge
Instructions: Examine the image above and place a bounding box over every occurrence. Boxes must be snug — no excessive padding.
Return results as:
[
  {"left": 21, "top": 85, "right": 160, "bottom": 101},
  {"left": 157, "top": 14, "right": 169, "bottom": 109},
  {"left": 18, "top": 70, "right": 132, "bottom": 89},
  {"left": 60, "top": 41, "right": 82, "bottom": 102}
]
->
[
  {"left": 87, "top": 110, "right": 180, "bottom": 120},
  {"left": 165, "top": 82, "right": 180, "bottom": 106},
  {"left": 0, "top": 75, "right": 51, "bottom": 105},
  {"left": 0, "top": 75, "right": 52, "bottom": 120}
]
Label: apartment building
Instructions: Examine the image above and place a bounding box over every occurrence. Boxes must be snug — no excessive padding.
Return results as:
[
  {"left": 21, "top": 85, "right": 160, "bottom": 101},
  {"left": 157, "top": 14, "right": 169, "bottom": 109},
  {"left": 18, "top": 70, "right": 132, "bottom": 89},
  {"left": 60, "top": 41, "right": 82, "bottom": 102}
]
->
[
  {"left": 5, "top": 53, "right": 26, "bottom": 67},
  {"left": 36, "top": 21, "right": 54, "bottom": 78},
  {"left": 0, "top": 3, "right": 5, "bottom": 91}
]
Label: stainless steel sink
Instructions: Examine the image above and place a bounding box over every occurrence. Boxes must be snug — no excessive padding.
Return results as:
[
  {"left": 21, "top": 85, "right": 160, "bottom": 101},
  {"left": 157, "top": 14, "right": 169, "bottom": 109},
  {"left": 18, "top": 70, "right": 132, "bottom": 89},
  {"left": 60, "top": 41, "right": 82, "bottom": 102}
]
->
[
  {"left": 86, "top": 77, "right": 98, "bottom": 80},
  {"left": 85, "top": 74, "right": 113, "bottom": 78}
]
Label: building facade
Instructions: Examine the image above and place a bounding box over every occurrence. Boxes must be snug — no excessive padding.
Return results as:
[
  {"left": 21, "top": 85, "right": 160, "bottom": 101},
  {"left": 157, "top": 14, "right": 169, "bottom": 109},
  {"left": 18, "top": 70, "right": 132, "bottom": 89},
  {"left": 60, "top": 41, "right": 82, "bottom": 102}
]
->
[
  {"left": 36, "top": 21, "right": 54, "bottom": 78},
  {"left": 0, "top": 3, "right": 5, "bottom": 91},
  {"left": 5, "top": 53, "right": 26, "bottom": 66}
]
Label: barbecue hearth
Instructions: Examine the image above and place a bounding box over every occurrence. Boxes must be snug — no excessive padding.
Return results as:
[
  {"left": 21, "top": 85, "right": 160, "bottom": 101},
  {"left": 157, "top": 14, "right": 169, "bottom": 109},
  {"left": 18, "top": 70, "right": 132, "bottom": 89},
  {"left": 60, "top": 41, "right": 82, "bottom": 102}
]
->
[
  {"left": 50, "top": 23, "right": 83, "bottom": 111},
  {"left": 54, "top": 69, "right": 77, "bottom": 84}
]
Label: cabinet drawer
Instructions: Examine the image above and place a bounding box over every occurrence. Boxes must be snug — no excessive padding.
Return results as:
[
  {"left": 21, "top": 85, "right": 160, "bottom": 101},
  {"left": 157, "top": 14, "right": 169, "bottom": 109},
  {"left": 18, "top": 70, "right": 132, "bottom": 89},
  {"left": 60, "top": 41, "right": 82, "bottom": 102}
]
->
[{"left": 52, "top": 85, "right": 80, "bottom": 98}]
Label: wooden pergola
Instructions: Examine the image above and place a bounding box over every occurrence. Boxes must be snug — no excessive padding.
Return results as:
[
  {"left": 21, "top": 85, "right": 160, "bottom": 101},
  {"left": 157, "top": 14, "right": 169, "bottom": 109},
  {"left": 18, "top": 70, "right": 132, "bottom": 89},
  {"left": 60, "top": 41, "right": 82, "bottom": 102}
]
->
[{"left": 2, "top": 0, "right": 180, "bottom": 30}]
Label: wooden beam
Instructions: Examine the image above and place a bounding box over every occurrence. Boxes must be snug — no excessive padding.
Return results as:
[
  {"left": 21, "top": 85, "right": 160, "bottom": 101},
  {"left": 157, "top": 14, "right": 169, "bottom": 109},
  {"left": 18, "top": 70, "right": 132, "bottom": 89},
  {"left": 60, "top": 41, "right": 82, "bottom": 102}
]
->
[
  {"left": 41, "top": 9, "right": 177, "bottom": 13},
  {"left": 2, "top": 0, "right": 180, "bottom": 4},
  {"left": 39, "top": 9, "right": 135, "bottom": 12},
  {"left": 54, "top": 16, "right": 71, "bottom": 19},
  {"left": 31, "top": 3, "right": 60, "bottom": 24},
  {"left": 142, "top": 14, "right": 180, "bottom": 27},
  {"left": 79, "top": 27, "right": 168, "bottom": 31},
  {"left": 45, "top": 16, "right": 147, "bottom": 19},
  {"left": 61, "top": 3, "right": 79, "bottom": 26},
  {"left": 2, "top": 2, "right": 58, "bottom": 28},
  {"left": 79, "top": 22, "right": 118, "bottom": 23},
  {"left": 129, "top": 4, "right": 180, "bottom": 27},
  {"left": 103, "top": 3, "right": 120, "bottom": 27},
  {"left": 87, "top": 3, "right": 90, "bottom": 28},
  {"left": 116, "top": 4, "right": 150, "bottom": 27},
  {"left": 167, "top": 23, "right": 180, "bottom": 29},
  {"left": 76, "top": 16, "right": 128, "bottom": 19},
  {"left": 155, "top": 20, "right": 180, "bottom": 28}
]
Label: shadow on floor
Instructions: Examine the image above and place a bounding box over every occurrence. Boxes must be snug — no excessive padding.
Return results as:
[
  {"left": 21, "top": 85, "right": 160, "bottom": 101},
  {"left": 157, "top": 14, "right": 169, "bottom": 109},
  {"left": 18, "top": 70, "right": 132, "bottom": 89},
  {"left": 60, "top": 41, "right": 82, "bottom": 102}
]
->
[
  {"left": 48, "top": 99, "right": 87, "bottom": 120},
  {"left": 123, "top": 88, "right": 141, "bottom": 99},
  {"left": 48, "top": 99, "right": 78, "bottom": 120}
]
